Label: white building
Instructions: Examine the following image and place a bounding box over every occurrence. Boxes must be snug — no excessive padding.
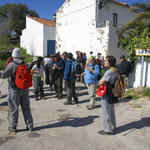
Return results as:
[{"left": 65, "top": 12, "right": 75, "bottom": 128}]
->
[
  {"left": 56, "top": 0, "right": 135, "bottom": 62},
  {"left": 20, "top": 16, "right": 56, "bottom": 57}
]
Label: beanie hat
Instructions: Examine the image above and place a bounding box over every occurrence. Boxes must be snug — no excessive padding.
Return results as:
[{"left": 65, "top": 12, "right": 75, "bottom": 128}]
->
[{"left": 12, "top": 48, "right": 21, "bottom": 58}]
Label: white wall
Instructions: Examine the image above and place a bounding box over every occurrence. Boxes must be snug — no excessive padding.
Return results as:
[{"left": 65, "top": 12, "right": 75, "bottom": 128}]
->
[
  {"left": 20, "top": 16, "right": 44, "bottom": 56},
  {"left": 43, "top": 25, "right": 56, "bottom": 56},
  {"left": 56, "top": 0, "right": 136, "bottom": 60},
  {"left": 129, "top": 61, "right": 150, "bottom": 88},
  {"left": 56, "top": 0, "right": 101, "bottom": 57},
  {"left": 96, "top": 3, "right": 135, "bottom": 63}
]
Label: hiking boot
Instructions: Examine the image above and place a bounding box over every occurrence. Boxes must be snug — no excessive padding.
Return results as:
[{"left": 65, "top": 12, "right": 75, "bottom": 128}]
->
[
  {"left": 87, "top": 105, "right": 95, "bottom": 110},
  {"left": 58, "top": 95, "right": 63, "bottom": 100},
  {"left": 40, "top": 96, "right": 46, "bottom": 100},
  {"left": 26, "top": 126, "right": 33, "bottom": 132},
  {"left": 64, "top": 101, "right": 72, "bottom": 105},
  {"left": 98, "top": 130, "right": 113, "bottom": 135},
  {"left": 8, "top": 127, "right": 17, "bottom": 136},
  {"left": 72, "top": 100, "right": 78, "bottom": 105},
  {"left": 35, "top": 97, "right": 38, "bottom": 101},
  {"left": 54, "top": 95, "right": 58, "bottom": 98}
]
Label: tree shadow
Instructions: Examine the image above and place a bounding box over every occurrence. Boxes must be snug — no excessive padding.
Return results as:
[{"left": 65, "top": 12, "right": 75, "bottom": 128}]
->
[
  {"left": 33, "top": 115, "right": 99, "bottom": 131},
  {"left": 0, "top": 95, "right": 7, "bottom": 99},
  {"left": 0, "top": 101, "right": 8, "bottom": 106},
  {"left": 115, "top": 117, "right": 150, "bottom": 135},
  {"left": 118, "top": 96, "right": 132, "bottom": 104},
  {"left": 29, "top": 92, "right": 55, "bottom": 99},
  {"left": 78, "top": 92, "right": 89, "bottom": 97}
]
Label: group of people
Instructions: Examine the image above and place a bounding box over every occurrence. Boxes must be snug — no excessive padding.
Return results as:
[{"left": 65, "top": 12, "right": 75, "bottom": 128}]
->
[{"left": 0, "top": 48, "right": 132, "bottom": 135}]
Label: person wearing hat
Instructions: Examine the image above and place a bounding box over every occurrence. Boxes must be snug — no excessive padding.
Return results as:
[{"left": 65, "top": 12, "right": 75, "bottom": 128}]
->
[
  {"left": 31, "top": 57, "right": 45, "bottom": 100},
  {"left": 0, "top": 48, "right": 33, "bottom": 134},
  {"left": 118, "top": 55, "right": 132, "bottom": 89},
  {"left": 81, "top": 56, "right": 100, "bottom": 110}
]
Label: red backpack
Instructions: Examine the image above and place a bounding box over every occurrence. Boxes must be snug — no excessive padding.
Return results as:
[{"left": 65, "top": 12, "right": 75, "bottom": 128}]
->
[
  {"left": 15, "top": 62, "right": 32, "bottom": 90},
  {"left": 5, "top": 57, "right": 14, "bottom": 67}
]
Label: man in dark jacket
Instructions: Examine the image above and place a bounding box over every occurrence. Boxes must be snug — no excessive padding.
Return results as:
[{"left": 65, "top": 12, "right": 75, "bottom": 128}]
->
[
  {"left": 118, "top": 55, "right": 132, "bottom": 77},
  {"left": 53, "top": 53, "right": 64, "bottom": 99},
  {"left": 118, "top": 55, "right": 132, "bottom": 89},
  {"left": 63, "top": 53, "right": 78, "bottom": 105}
]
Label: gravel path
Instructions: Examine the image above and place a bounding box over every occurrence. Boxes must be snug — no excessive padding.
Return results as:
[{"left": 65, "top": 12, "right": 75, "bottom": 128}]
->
[{"left": 0, "top": 79, "right": 150, "bottom": 150}]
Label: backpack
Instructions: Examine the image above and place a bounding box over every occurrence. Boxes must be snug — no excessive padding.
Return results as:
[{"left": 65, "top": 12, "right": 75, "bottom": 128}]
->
[
  {"left": 5, "top": 57, "right": 13, "bottom": 67},
  {"left": 71, "top": 60, "right": 82, "bottom": 75},
  {"left": 14, "top": 62, "right": 32, "bottom": 90},
  {"left": 110, "top": 68, "right": 125, "bottom": 98}
]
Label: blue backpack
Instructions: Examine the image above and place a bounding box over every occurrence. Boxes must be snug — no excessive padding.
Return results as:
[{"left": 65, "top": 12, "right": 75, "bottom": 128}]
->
[{"left": 71, "top": 61, "right": 82, "bottom": 75}]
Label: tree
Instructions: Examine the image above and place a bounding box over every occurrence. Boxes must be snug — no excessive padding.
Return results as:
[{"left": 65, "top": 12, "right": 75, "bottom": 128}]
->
[
  {"left": 118, "top": 2, "right": 150, "bottom": 62},
  {"left": 0, "top": 3, "right": 39, "bottom": 40}
]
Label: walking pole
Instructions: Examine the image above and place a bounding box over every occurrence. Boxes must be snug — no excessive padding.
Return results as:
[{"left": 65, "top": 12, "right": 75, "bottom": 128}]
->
[{"left": 0, "top": 90, "right": 2, "bottom": 98}]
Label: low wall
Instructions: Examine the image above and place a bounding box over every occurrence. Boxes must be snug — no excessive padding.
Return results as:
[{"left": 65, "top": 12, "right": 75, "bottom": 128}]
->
[{"left": 128, "top": 61, "right": 150, "bottom": 88}]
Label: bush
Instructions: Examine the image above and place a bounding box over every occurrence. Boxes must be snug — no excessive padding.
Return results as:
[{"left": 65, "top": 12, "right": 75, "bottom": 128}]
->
[
  {"left": 0, "top": 47, "right": 33, "bottom": 70},
  {"left": 20, "top": 48, "right": 33, "bottom": 63}
]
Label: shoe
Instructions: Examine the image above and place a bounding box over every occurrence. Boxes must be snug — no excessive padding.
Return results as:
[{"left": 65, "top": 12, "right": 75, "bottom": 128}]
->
[
  {"left": 40, "top": 96, "right": 46, "bottom": 100},
  {"left": 64, "top": 101, "right": 72, "bottom": 105},
  {"left": 87, "top": 105, "right": 95, "bottom": 110},
  {"left": 35, "top": 97, "right": 38, "bottom": 101},
  {"left": 73, "top": 100, "right": 78, "bottom": 105},
  {"left": 55, "top": 95, "right": 58, "bottom": 98},
  {"left": 8, "top": 127, "right": 17, "bottom": 135},
  {"left": 98, "top": 130, "right": 113, "bottom": 135},
  {"left": 58, "top": 95, "right": 63, "bottom": 100},
  {"left": 26, "top": 126, "right": 33, "bottom": 132}
]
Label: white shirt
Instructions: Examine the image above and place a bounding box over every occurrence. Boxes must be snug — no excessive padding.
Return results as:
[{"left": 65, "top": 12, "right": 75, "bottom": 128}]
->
[
  {"left": 44, "top": 58, "right": 51, "bottom": 65},
  {"left": 32, "top": 64, "right": 44, "bottom": 76}
]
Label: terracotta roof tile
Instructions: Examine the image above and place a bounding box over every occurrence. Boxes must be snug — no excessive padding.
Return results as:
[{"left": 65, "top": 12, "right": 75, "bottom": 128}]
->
[
  {"left": 112, "top": 0, "right": 129, "bottom": 7},
  {"left": 27, "top": 16, "right": 56, "bottom": 27}
]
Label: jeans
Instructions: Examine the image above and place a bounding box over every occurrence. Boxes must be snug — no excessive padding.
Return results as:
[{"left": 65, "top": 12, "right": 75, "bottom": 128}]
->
[
  {"left": 34, "top": 76, "right": 44, "bottom": 98},
  {"left": 101, "top": 95, "right": 116, "bottom": 133}
]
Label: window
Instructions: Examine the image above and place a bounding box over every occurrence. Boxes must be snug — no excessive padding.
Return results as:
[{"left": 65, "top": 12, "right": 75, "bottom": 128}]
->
[
  {"left": 98, "top": 2, "right": 103, "bottom": 9},
  {"left": 113, "top": 13, "right": 118, "bottom": 26}
]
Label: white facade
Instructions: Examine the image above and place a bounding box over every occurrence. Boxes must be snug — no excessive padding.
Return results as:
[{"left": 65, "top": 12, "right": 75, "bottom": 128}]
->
[
  {"left": 56, "top": 0, "right": 135, "bottom": 62},
  {"left": 20, "top": 16, "right": 56, "bottom": 57},
  {"left": 129, "top": 61, "right": 150, "bottom": 88}
]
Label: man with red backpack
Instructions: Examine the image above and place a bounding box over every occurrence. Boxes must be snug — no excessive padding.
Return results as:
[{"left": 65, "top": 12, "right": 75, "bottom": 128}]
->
[{"left": 0, "top": 48, "right": 33, "bottom": 135}]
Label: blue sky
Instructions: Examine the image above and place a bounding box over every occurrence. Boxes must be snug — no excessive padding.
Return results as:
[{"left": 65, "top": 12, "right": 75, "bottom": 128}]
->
[{"left": 0, "top": 0, "right": 149, "bottom": 20}]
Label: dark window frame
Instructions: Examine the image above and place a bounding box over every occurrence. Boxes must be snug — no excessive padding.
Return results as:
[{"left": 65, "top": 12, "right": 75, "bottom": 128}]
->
[{"left": 113, "top": 13, "right": 118, "bottom": 27}]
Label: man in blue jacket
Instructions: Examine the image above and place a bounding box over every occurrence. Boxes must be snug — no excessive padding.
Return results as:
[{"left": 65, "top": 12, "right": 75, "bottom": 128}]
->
[
  {"left": 82, "top": 56, "right": 100, "bottom": 110},
  {"left": 63, "top": 53, "right": 78, "bottom": 105}
]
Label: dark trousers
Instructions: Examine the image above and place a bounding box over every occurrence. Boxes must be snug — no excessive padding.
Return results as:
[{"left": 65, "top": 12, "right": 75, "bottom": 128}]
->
[
  {"left": 45, "top": 69, "right": 49, "bottom": 84},
  {"left": 54, "top": 75, "right": 63, "bottom": 97},
  {"left": 49, "top": 73, "right": 54, "bottom": 89},
  {"left": 66, "top": 79, "right": 78, "bottom": 103},
  {"left": 34, "top": 76, "right": 44, "bottom": 98}
]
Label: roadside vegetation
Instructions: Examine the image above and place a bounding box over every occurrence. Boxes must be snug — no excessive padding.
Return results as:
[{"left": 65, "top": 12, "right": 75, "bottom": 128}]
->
[
  {"left": 0, "top": 3, "right": 38, "bottom": 69},
  {"left": 123, "top": 88, "right": 150, "bottom": 100}
]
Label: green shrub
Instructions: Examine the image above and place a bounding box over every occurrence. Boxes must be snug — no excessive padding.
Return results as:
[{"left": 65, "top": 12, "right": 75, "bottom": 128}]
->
[
  {"left": 20, "top": 48, "right": 33, "bottom": 63},
  {"left": 143, "top": 88, "right": 150, "bottom": 98}
]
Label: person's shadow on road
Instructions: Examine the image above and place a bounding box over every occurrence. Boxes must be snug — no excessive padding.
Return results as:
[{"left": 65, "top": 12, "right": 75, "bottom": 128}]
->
[
  {"left": 33, "top": 115, "right": 99, "bottom": 131},
  {"left": 115, "top": 117, "right": 150, "bottom": 135}
]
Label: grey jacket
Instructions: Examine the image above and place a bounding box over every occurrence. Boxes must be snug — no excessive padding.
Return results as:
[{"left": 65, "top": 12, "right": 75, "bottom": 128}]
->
[{"left": 0, "top": 59, "right": 28, "bottom": 89}]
